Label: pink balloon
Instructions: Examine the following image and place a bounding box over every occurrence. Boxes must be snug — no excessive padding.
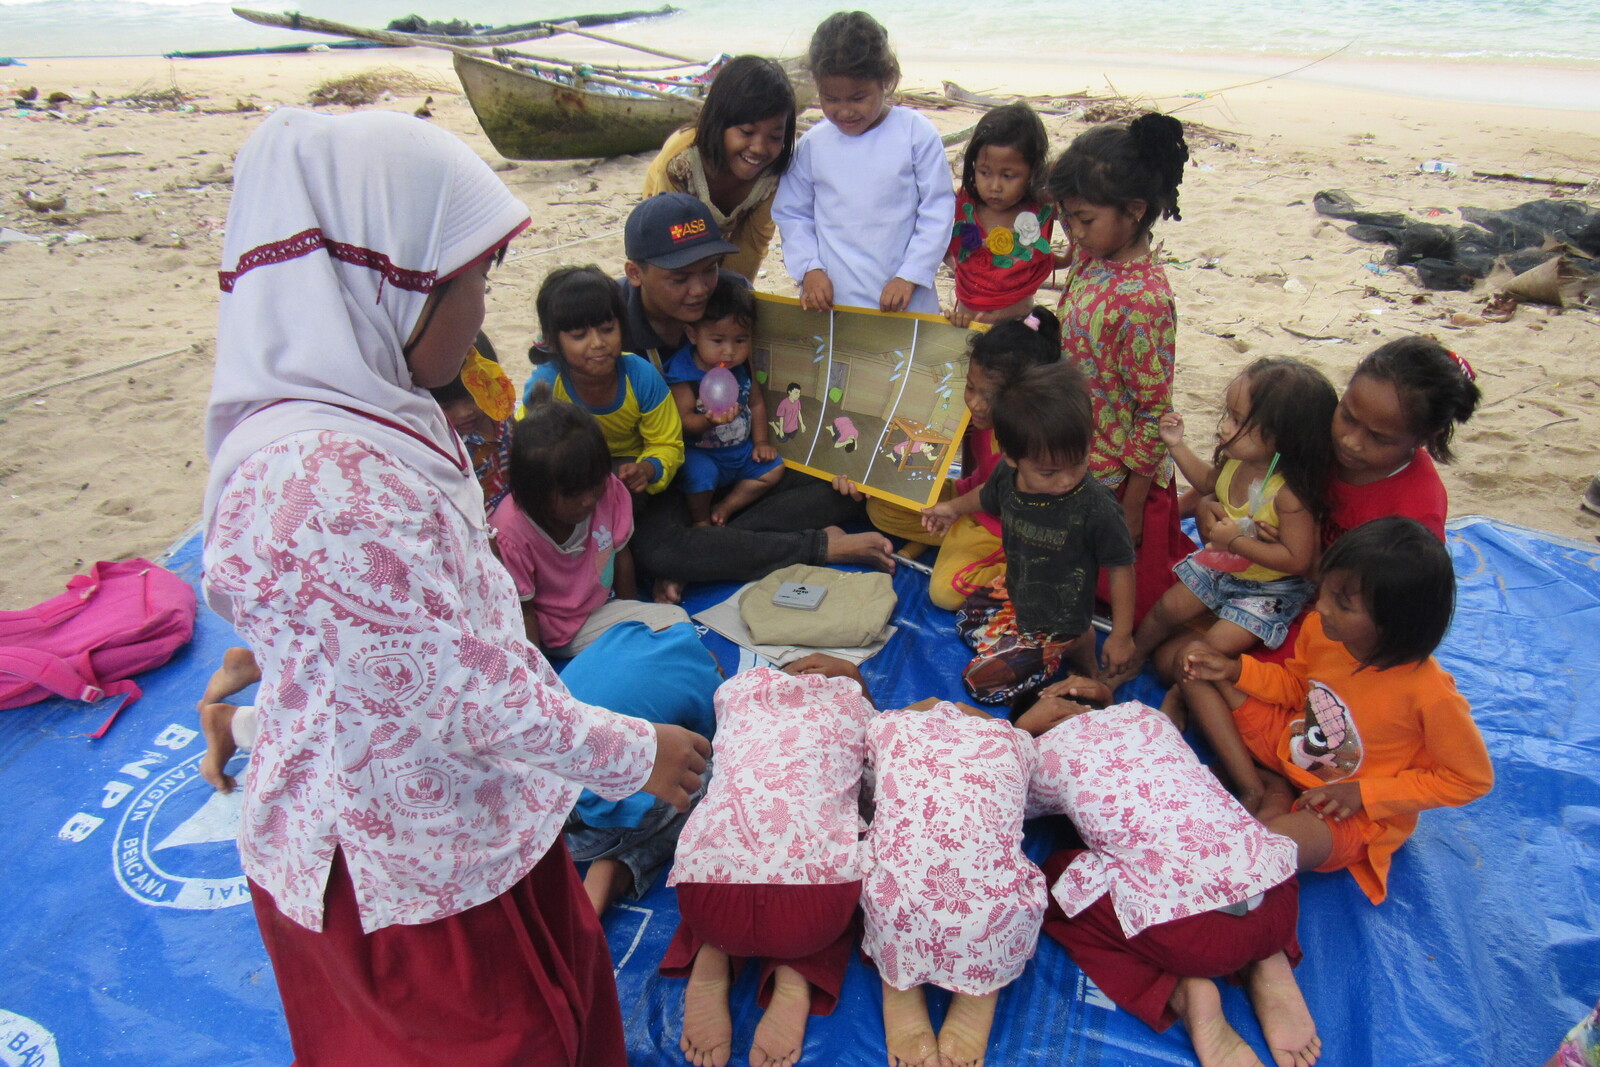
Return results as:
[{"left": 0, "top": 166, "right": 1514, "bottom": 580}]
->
[{"left": 700, "top": 365, "right": 740, "bottom": 418}]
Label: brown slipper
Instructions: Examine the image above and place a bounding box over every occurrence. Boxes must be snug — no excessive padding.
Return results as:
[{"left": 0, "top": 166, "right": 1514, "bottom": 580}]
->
[{"left": 1583, "top": 475, "right": 1600, "bottom": 517}]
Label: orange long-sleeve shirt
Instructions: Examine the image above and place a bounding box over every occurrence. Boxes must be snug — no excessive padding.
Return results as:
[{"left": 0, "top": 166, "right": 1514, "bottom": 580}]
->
[{"left": 1236, "top": 612, "right": 1494, "bottom": 903}]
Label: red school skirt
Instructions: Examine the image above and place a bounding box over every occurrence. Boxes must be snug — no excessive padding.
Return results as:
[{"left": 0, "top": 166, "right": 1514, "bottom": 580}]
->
[{"left": 250, "top": 841, "right": 626, "bottom": 1067}]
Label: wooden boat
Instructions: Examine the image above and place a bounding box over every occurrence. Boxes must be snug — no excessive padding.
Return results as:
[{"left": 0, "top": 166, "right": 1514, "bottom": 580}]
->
[{"left": 454, "top": 51, "right": 701, "bottom": 160}]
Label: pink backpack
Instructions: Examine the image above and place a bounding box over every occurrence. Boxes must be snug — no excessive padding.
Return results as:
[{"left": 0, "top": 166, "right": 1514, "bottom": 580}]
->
[{"left": 0, "top": 559, "right": 197, "bottom": 737}]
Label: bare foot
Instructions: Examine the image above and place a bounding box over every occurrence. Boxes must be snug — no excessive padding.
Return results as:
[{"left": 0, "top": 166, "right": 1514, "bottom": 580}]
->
[
  {"left": 938, "top": 990, "right": 999, "bottom": 1066},
  {"left": 1159, "top": 685, "right": 1189, "bottom": 731},
  {"left": 880, "top": 981, "right": 938, "bottom": 1067},
  {"left": 1170, "top": 976, "right": 1265, "bottom": 1067},
  {"left": 199, "top": 702, "right": 240, "bottom": 793},
  {"left": 581, "top": 858, "right": 633, "bottom": 918},
  {"left": 655, "top": 578, "right": 686, "bottom": 605},
  {"left": 681, "top": 945, "right": 733, "bottom": 1067},
  {"left": 822, "top": 526, "right": 895, "bottom": 571},
  {"left": 750, "top": 965, "right": 810, "bottom": 1067},
  {"left": 1245, "top": 953, "right": 1321, "bottom": 1067},
  {"left": 198, "top": 647, "right": 260, "bottom": 709}
]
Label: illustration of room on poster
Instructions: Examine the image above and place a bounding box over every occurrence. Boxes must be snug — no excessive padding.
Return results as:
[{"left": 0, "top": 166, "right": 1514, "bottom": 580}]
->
[{"left": 752, "top": 294, "right": 971, "bottom": 510}]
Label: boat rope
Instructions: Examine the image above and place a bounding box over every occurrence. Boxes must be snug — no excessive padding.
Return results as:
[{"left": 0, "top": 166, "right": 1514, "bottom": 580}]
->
[{"left": 0, "top": 345, "right": 196, "bottom": 405}]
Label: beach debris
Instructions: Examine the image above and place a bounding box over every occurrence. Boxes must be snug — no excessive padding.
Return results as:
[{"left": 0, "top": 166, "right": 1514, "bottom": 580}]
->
[
  {"left": 0, "top": 227, "right": 42, "bottom": 243},
  {"left": 1419, "top": 159, "right": 1458, "bottom": 176},
  {"left": 113, "top": 85, "right": 193, "bottom": 110},
  {"left": 309, "top": 68, "right": 451, "bottom": 108},
  {"left": 1283, "top": 277, "right": 1308, "bottom": 294},
  {"left": 414, "top": 95, "right": 434, "bottom": 118},
  {"left": 44, "top": 91, "right": 72, "bottom": 109},
  {"left": 1281, "top": 324, "right": 1345, "bottom": 342},
  {"left": 17, "top": 189, "right": 65, "bottom": 212},
  {"left": 1481, "top": 293, "right": 1518, "bottom": 322},
  {"left": 13, "top": 86, "right": 37, "bottom": 103},
  {"left": 1471, "top": 170, "right": 1591, "bottom": 190},
  {"left": 1478, "top": 253, "right": 1597, "bottom": 309},
  {"left": 1359, "top": 155, "right": 1389, "bottom": 164}
]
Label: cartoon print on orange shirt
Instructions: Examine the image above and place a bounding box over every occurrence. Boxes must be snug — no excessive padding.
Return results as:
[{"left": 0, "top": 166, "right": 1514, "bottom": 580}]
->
[{"left": 1288, "top": 681, "right": 1364, "bottom": 782}]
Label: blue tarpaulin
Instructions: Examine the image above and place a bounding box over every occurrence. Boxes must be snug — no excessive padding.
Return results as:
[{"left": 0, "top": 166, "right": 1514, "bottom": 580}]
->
[{"left": 1, "top": 516, "right": 1595, "bottom": 1066}]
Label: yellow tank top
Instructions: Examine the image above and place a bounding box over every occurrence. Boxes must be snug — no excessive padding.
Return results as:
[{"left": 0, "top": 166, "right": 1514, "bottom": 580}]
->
[{"left": 1215, "top": 460, "right": 1291, "bottom": 583}]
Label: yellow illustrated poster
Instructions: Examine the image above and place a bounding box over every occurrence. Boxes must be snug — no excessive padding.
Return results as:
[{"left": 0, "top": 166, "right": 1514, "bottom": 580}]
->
[{"left": 752, "top": 293, "right": 974, "bottom": 511}]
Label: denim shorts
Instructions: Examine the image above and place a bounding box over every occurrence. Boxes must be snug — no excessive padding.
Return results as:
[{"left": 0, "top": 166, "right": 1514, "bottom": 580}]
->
[{"left": 1173, "top": 554, "right": 1314, "bottom": 649}]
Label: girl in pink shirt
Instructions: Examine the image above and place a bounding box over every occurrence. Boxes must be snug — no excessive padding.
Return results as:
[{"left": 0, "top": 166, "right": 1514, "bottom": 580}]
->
[{"left": 491, "top": 383, "right": 687, "bottom": 656}]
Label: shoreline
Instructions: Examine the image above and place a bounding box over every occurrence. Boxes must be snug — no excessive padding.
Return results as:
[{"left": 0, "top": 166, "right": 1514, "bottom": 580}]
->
[{"left": 0, "top": 48, "right": 1596, "bottom": 607}]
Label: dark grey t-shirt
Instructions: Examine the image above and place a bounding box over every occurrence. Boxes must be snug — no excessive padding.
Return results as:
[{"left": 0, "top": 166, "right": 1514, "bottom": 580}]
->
[{"left": 979, "top": 463, "right": 1136, "bottom": 637}]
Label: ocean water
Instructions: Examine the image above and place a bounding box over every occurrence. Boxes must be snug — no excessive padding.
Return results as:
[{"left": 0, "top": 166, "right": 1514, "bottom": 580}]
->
[{"left": 6, "top": 0, "right": 1600, "bottom": 82}]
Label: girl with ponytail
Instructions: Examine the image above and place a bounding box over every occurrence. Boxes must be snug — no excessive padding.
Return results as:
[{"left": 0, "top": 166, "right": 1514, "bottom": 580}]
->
[{"left": 1048, "top": 111, "right": 1193, "bottom": 627}]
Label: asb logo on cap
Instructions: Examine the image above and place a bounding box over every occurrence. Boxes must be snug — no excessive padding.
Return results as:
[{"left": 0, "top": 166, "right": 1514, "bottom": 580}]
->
[{"left": 668, "top": 218, "right": 708, "bottom": 243}]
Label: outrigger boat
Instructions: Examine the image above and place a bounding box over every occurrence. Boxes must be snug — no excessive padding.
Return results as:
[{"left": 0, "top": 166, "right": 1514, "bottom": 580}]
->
[{"left": 233, "top": 7, "right": 798, "bottom": 160}]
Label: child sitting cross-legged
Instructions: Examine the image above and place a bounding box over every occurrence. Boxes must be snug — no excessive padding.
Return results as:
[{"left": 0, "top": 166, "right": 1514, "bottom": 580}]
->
[
  {"left": 491, "top": 383, "right": 689, "bottom": 657},
  {"left": 663, "top": 276, "right": 784, "bottom": 527},
  {"left": 923, "top": 361, "right": 1137, "bottom": 703},
  {"left": 1179, "top": 516, "right": 1494, "bottom": 902},
  {"left": 1014, "top": 677, "right": 1320, "bottom": 1067}
]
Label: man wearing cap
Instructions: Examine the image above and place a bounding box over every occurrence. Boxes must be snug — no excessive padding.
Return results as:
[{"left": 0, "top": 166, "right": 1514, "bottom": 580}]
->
[
  {"left": 619, "top": 192, "right": 747, "bottom": 370},
  {"left": 620, "top": 194, "right": 895, "bottom": 601}
]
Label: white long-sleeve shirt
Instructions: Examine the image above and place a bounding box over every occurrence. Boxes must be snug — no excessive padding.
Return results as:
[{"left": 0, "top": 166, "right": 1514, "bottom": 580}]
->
[
  {"left": 772, "top": 106, "right": 955, "bottom": 315},
  {"left": 204, "top": 431, "right": 657, "bottom": 933}
]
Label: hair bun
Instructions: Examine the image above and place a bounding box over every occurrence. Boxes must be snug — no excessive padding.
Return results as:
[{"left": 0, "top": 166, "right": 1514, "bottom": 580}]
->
[{"left": 1129, "top": 113, "right": 1189, "bottom": 221}]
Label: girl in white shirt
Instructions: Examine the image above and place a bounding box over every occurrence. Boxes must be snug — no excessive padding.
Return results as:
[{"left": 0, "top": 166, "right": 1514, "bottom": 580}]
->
[{"left": 771, "top": 11, "right": 955, "bottom": 315}]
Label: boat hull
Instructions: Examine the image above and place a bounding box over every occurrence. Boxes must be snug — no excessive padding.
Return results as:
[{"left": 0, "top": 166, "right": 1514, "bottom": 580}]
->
[{"left": 454, "top": 52, "right": 697, "bottom": 160}]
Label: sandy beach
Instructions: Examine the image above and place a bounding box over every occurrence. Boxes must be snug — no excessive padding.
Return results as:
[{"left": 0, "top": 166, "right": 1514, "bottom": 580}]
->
[{"left": 1, "top": 43, "right": 1596, "bottom": 609}]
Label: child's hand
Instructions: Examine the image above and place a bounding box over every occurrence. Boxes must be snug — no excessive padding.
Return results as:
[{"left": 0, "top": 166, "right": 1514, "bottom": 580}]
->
[
  {"left": 641, "top": 723, "right": 712, "bottom": 813},
  {"left": 1013, "top": 694, "right": 1094, "bottom": 736},
  {"left": 879, "top": 277, "right": 915, "bottom": 313},
  {"left": 1040, "top": 674, "right": 1113, "bottom": 707},
  {"left": 801, "top": 269, "right": 834, "bottom": 312},
  {"left": 1253, "top": 520, "right": 1282, "bottom": 546},
  {"left": 616, "top": 461, "right": 653, "bottom": 494},
  {"left": 1100, "top": 632, "right": 1136, "bottom": 678},
  {"left": 1207, "top": 517, "right": 1246, "bottom": 552},
  {"left": 945, "top": 303, "right": 975, "bottom": 328},
  {"left": 784, "top": 653, "right": 864, "bottom": 685},
  {"left": 753, "top": 442, "right": 777, "bottom": 463},
  {"left": 1181, "top": 644, "right": 1239, "bottom": 683},
  {"left": 920, "top": 501, "right": 958, "bottom": 535},
  {"left": 1194, "top": 496, "right": 1227, "bottom": 538},
  {"left": 707, "top": 407, "right": 738, "bottom": 426},
  {"left": 1294, "top": 781, "right": 1364, "bottom": 821},
  {"left": 1158, "top": 411, "right": 1186, "bottom": 449},
  {"left": 833, "top": 474, "right": 865, "bottom": 501}
]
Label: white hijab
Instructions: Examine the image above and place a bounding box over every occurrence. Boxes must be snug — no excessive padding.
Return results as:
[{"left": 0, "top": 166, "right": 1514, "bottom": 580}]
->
[{"left": 204, "top": 108, "right": 530, "bottom": 530}]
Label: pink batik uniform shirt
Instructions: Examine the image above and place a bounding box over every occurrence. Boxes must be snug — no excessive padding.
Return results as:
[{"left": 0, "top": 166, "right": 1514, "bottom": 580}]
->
[
  {"left": 490, "top": 475, "right": 632, "bottom": 649},
  {"left": 1029, "top": 701, "right": 1298, "bottom": 938},
  {"left": 863, "top": 703, "right": 1046, "bottom": 996},
  {"left": 669, "top": 669, "right": 871, "bottom": 886},
  {"left": 204, "top": 433, "right": 657, "bottom": 933}
]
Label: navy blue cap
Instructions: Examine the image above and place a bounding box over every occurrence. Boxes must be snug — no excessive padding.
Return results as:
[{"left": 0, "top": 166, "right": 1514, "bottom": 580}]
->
[{"left": 624, "top": 192, "right": 739, "bottom": 269}]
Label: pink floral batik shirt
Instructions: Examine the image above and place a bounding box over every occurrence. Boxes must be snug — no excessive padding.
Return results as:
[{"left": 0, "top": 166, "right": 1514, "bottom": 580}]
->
[
  {"left": 204, "top": 431, "right": 657, "bottom": 933},
  {"left": 1029, "top": 701, "right": 1298, "bottom": 938},
  {"left": 862, "top": 703, "right": 1046, "bottom": 996},
  {"left": 669, "top": 669, "right": 872, "bottom": 887}
]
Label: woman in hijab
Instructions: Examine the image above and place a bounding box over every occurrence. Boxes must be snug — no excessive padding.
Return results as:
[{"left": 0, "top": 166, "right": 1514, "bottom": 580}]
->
[{"left": 203, "top": 109, "right": 709, "bottom": 1066}]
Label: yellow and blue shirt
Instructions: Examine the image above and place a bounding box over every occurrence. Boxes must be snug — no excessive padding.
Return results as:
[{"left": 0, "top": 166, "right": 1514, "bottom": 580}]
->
[{"left": 523, "top": 353, "right": 684, "bottom": 493}]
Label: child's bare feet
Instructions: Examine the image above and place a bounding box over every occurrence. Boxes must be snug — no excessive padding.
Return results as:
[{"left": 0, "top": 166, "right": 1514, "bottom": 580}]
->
[
  {"left": 581, "top": 858, "right": 633, "bottom": 917},
  {"left": 198, "top": 647, "right": 260, "bottom": 709},
  {"left": 1170, "top": 976, "right": 1265, "bottom": 1067},
  {"left": 750, "top": 964, "right": 810, "bottom": 1067},
  {"left": 199, "top": 702, "right": 240, "bottom": 793},
  {"left": 655, "top": 578, "right": 686, "bottom": 605},
  {"left": 938, "top": 990, "right": 999, "bottom": 1066},
  {"left": 681, "top": 944, "right": 733, "bottom": 1067},
  {"left": 822, "top": 526, "right": 895, "bottom": 571},
  {"left": 1245, "top": 952, "right": 1320, "bottom": 1067},
  {"left": 881, "top": 981, "right": 939, "bottom": 1067}
]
